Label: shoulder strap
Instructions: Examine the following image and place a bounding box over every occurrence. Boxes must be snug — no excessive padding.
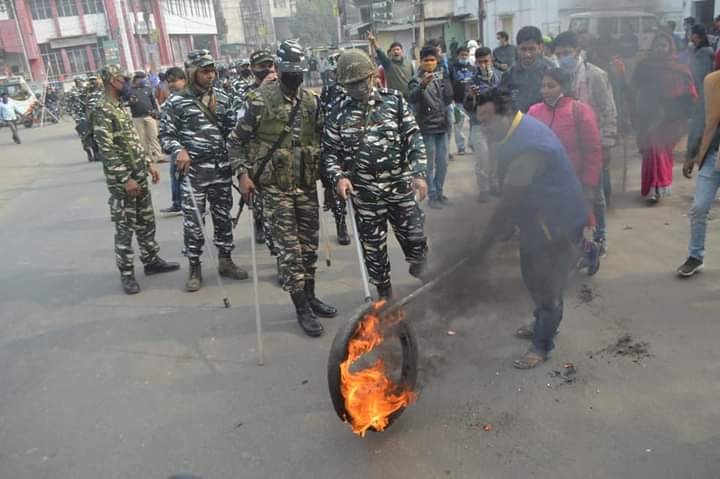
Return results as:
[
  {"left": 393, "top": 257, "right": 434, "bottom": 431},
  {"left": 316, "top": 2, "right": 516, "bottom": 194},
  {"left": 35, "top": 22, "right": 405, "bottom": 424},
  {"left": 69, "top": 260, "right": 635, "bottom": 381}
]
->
[
  {"left": 184, "top": 89, "right": 220, "bottom": 129},
  {"left": 252, "top": 90, "right": 304, "bottom": 184}
]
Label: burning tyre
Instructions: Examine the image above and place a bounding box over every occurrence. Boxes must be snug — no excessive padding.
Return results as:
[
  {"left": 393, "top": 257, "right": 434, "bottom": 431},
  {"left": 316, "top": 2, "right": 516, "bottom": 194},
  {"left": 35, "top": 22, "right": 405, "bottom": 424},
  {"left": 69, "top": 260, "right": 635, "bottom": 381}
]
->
[{"left": 327, "top": 300, "right": 419, "bottom": 437}]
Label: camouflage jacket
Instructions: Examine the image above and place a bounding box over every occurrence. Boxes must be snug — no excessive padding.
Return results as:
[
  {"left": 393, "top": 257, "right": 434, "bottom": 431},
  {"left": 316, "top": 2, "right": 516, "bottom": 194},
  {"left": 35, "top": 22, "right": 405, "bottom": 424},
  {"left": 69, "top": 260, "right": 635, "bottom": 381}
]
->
[
  {"left": 93, "top": 94, "right": 150, "bottom": 193},
  {"left": 67, "top": 87, "right": 86, "bottom": 122},
  {"left": 85, "top": 89, "right": 104, "bottom": 119},
  {"left": 229, "top": 78, "right": 252, "bottom": 112},
  {"left": 227, "top": 82, "right": 322, "bottom": 191},
  {"left": 158, "top": 87, "right": 235, "bottom": 165},
  {"left": 319, "top": 81, "right": 345, "bottom": 118},
  {"left": 322, "top": 87, "right": 427, "bottom": 194},
  {"left": 229, "top": 79, "right": 260, "bottom": 117}
]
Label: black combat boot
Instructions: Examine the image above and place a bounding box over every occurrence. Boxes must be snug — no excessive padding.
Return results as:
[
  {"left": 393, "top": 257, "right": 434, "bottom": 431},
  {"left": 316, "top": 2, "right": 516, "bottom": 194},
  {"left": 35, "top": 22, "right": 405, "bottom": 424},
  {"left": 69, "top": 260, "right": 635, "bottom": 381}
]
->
[
  {"left": 186, "top": 258, "right": 202, "bottom": 292},
  {"left": 84, "top": 147, "right": 94, "bottom": 162},
  {"left": 291, "top": 291, "right": 324, "bottom": 337},
  {"left": 121, "top": 274, "right": 140, "bottom": 295},
  {"left": 336, "top": 219, "right": 351, "bottom": 246},
  {"left": 218, "top": 255, "right": 249, "bottom": 280},
  {"left": 304, "top": 278, "right": 338, "bottom": 318},
  {"left": 376, "top": 283, "right": 393, "bottom": 301},
  {"left": 408, "top": 260, "right": 429, "bottom": 281},
  {"left": 144, "top": 257, "right": 181, "bottom": 275}
]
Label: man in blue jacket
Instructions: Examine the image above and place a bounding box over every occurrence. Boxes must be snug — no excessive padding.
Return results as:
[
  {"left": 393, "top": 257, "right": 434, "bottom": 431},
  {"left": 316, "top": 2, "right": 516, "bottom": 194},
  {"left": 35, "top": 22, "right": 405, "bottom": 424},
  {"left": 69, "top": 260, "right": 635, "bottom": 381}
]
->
[{"left": 474, "top": 88, "right": 588, "bottom": 369}]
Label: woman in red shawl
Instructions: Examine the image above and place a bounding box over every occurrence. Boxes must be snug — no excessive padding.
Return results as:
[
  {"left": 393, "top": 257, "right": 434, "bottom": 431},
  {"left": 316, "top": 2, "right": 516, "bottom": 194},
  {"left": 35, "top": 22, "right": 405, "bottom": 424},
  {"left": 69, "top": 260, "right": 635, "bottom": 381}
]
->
[{"left": 631, "top": 32, "right": 697, "bottom": 202}]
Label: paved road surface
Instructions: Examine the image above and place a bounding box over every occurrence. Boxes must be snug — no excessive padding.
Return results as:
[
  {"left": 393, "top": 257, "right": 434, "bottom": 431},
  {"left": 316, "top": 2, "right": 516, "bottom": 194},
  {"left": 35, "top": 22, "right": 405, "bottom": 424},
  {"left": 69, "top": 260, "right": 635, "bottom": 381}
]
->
[{"left": 1, "top": 122, "right": 719, "bottom": 478}]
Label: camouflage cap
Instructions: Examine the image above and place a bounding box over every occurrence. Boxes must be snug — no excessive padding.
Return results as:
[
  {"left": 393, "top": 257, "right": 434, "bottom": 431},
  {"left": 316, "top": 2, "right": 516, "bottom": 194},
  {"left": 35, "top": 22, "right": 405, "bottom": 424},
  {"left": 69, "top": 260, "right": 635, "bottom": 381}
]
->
[
  {"left": 276, "top": 40, "right": 308, "bottom": 72},
  {"left": 99, "top": 64, "right": 129, "bottom": 82},
  {"left": 250, "top": 49, "right": 274, "bottom": 66},
  {"left": 336, "top": 49, "right": 376, "bottom": 84},
  {"left": 185, "top": 49, "right": 215, "bottom": 69}
]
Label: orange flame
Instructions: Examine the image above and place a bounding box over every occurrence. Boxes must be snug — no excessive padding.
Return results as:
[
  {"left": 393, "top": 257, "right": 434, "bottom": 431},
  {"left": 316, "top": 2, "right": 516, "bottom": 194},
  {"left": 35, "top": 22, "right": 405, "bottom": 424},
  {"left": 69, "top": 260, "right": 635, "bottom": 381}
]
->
[{"left": 339, "top": 301, "right": 416, "bottom": 437}]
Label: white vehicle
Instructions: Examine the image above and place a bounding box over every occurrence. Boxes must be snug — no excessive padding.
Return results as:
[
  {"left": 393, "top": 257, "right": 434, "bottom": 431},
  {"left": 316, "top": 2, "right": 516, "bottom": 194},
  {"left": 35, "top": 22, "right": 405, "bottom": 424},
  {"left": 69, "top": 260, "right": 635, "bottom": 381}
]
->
[
  {"left": 0, "top": 75, "right": 38, "bottom": 114},
  {"left": 569, "top": 11, "right": 661, "bottom": 51}
]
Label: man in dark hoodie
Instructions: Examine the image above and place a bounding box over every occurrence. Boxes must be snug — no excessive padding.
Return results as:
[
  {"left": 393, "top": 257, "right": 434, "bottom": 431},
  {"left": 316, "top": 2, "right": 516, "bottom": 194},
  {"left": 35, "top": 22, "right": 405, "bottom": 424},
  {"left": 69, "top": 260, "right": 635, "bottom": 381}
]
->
[
  {"left": 409, "top": 45, "right": 454, "bottom": 209},
  {"left": 500, "top": 26, "right": 554, "bottom": 113},
  {"left": 450, "top": 46, "right": 476, "bottom": 155}
]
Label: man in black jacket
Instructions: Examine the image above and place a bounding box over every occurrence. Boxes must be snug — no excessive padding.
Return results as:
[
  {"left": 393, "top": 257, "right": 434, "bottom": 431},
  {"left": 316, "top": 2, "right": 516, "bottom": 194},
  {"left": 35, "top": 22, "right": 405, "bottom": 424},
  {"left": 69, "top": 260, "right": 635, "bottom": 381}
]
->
[
  {"left": 450, "top": 46, "right": 476, "bottom": 155},
  {"left": 499, "top": 26, "right": 554, "bottom": 113},
  {"left": 409, "top": 46, "right": 454, "bottom": 209},
  {"left": 127, "top": 71, "right": 163, "bottom": 164}
]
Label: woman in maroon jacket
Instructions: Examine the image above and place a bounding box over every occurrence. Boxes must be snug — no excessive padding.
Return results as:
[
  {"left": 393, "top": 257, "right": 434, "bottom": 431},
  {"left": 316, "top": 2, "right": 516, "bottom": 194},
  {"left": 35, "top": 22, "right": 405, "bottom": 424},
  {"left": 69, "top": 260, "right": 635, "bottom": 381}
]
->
[{"left": 528, "top": 67, "right": 603, "bottom": 274}]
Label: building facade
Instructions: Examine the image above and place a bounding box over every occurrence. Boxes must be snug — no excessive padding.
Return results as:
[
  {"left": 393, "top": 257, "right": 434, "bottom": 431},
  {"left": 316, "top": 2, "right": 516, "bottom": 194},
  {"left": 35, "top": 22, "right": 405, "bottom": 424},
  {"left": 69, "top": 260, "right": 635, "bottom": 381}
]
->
[{"left": 0, "top": 0, "right": 218, "bottom": 82}]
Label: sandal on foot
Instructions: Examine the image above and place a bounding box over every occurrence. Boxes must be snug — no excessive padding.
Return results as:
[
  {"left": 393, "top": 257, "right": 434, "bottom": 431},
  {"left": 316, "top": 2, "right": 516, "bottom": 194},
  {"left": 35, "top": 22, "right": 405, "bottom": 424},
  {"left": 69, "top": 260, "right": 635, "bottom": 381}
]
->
[
  {"left": 513, "top": 351, "right": 547, "bottom": 370},
  {"left": 514, "top": 324, "right": 534, "bottom": 339}
]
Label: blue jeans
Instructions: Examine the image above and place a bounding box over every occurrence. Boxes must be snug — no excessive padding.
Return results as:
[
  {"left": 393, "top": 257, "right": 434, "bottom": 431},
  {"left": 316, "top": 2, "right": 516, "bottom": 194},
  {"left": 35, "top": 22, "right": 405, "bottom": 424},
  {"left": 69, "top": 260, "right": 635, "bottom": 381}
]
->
[
  {"left": 593, "top": 178, "right": 607, "bottom": 243},
  {"left": 453, "top": 106, "right": 467, "bottom": 152},
  {"left": 520, "top": 230, "right": 581, "bottom": 356},
  {"left": 169, "top": 154, "right": 181, "bottom": 209},
  {"left": 424, "top": 132, "right": 449, "bottom": 200},
  {"left": 688, "top": 150, "right": 720, "bottom": 260}
]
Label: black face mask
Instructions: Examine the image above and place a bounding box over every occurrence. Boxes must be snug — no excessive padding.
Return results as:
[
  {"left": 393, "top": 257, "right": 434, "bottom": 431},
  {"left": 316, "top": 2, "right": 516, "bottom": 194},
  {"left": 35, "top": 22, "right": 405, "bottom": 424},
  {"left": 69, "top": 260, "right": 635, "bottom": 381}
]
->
[
  {"left": 253, "top": 68, "right": 272, "bottom": 82},
  {"left": 280, "top": 72, "right": 304, "bottom": 90},
  {"left": 345, "top": 78, "right": 372, "bottom": 102}
]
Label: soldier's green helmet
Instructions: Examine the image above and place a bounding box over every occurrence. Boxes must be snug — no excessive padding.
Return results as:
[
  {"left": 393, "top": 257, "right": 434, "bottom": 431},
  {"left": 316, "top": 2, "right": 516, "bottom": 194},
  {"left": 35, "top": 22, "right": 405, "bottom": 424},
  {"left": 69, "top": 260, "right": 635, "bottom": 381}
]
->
[
  {"left": 336, "top": 49, "right": 376, "bottom": 84},
  {"left": 99, "top": 64, "right": 130, "bottom": 83},
  {"left": 276, "top": 40, "right": 308, "bottom": 72}
]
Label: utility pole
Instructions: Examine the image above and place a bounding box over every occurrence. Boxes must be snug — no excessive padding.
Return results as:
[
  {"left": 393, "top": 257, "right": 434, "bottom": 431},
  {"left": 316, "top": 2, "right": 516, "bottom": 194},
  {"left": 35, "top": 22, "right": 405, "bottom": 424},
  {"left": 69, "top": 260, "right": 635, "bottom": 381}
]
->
[
  {"left": 417, "top": 0, "right": 424, "bottom": 54},
  {"left": 477, "top": 0, "right": 484, "bottom": 44},
  {"left": 9, "top": 0, "right": 33, "bottom": 80}
]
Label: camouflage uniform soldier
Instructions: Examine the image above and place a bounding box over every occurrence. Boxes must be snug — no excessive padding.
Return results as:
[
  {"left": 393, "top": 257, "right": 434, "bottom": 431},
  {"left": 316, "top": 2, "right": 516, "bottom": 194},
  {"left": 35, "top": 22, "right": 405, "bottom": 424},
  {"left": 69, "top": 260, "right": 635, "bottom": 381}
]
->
[
  {"left": 235, "top": 49, "right": 278, "bottom": 248},
  {"left": 158, "top": 50, "right": 249, "bottom": 292},
  {"left": 85, "top": 75, "right": 105, "bottom": 161},
  {"left": 67, "top": 77, "right": 95, "bottom": 162},
  {"left": 319, "top": 52, "right": 351, "bottom": 246},
  {"left": 229, "top": 40, "right": 337, "bottom": 337},
  {"left": 323, "top": 50, "right": 430, "bottom": 300},
  {"left": 94, "top": 64, "right": 180, "bottom": 294}
]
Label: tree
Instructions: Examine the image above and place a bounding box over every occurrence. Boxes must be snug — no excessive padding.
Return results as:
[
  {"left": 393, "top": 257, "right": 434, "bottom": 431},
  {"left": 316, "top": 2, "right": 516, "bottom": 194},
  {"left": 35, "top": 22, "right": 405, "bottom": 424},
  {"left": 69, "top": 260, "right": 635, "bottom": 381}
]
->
[{"left": 289, "top": 0, "right": 338, "bottom": 47}]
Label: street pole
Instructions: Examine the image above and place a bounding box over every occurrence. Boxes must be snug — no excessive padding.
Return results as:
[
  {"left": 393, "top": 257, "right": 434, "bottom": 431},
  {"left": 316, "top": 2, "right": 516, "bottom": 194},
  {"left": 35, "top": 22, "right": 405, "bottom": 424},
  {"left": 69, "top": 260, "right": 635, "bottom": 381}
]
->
[
  {"left": 417, "top": 0, "right": 424, "bottom": 55},
  {"left": 477, "top": 0, "right": 484, "bottom": 44},
  {"left": 335, "top": 0, "right": 343, "bottom": 44},
  {"left": 9, "top": 0, "right": 34, "bottom": 80}
]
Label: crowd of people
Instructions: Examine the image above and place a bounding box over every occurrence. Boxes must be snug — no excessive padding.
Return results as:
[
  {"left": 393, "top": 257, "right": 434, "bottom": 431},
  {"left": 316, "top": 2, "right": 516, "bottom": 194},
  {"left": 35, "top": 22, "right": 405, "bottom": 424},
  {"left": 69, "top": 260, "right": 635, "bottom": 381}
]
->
[{"left": 10, "top": 14, "right": 718, "bottom": 370}]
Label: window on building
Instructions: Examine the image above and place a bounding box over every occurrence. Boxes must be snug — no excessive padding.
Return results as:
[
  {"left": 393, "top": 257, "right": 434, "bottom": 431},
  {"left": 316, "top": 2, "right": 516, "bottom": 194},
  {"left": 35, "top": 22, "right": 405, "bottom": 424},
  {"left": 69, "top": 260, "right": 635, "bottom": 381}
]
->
[
  {"left": 167, "top": 0, "right": 174, "bottom": 15},
  {"left": 0, "top": 0, "right": 15, "bottom": 19},
  {"left": 91, "top": 39, "right": 106, "bottom": 68},
  {"left": 29, "top": 0, "right": 53, "bottom": 20},
  {"left": 66, "top": 45, "right": 91, "bottom": 74},
  {"left": 39, "top": 43, "right": 64, "bottom": 77},
  {"left": 56, "top": 0, "right": 78, "bottom": 16},
  {"left": 82, "top": 0, "right": 104, "bottom": 14},
  {"left": 273, "top": 0, "right": 286, "bottom": 8}
]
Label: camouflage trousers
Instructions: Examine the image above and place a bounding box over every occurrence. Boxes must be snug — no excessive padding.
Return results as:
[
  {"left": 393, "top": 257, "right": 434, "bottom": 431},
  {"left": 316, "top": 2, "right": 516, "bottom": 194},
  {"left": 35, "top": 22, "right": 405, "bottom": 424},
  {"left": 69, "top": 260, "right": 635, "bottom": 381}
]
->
[
  {"left": 262, "top": 185, "right": 319, "bottom": 293},
  {"left": 182, "top": 164, "right": 234, "bottom": 259},
  {"left": 238, "top": 191, "right": 277, "bottom": 255},
  {"left": 75, "top": 120, "right": 94, "bottom": 151},
  {"left": 352, "top": 188, "right": 428, "bottom": 286},
  {"left": 108, "top": 187, "right": 160, "bottom": 276}
]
